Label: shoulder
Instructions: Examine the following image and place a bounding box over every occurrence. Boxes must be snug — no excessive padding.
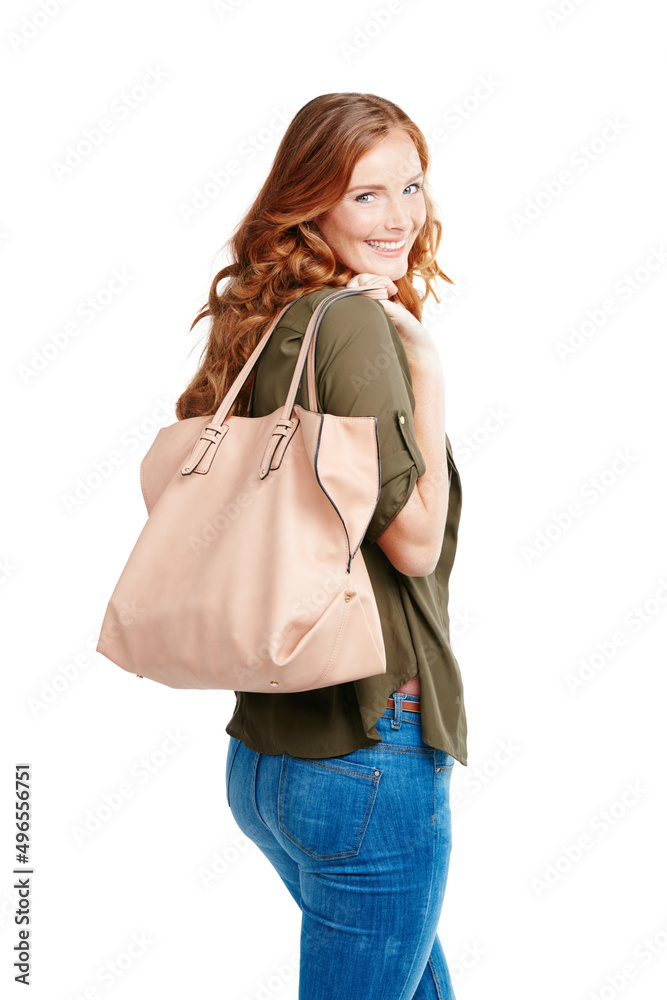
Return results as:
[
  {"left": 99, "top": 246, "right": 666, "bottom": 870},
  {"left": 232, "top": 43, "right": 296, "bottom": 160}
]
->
[
  {"left": 313, "top": 292, "right": 412, "bottom": 406},
  {"left": 274, "top": 287, "right": 401, "bottom": 376},
  {"left": 309, "top": 288, "right": 394, "bottom": 353},
  {"left": 304, "top": 286, "right": 388, "bottom": 321},
  {"left": 278, "top": 286, "right": 390, "bottom": 335}
]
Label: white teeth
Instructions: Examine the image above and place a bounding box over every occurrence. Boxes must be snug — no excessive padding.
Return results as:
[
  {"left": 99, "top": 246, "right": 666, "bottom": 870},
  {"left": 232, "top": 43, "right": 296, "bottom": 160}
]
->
[{"left": 366, "top": 239, "right": 406, "bottom": 250}]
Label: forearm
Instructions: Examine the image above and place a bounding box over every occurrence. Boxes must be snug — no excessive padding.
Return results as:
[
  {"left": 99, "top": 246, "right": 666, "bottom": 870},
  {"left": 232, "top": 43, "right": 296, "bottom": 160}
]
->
[{"left": 406, "top": 344, "right": 450, "bottom": 547}]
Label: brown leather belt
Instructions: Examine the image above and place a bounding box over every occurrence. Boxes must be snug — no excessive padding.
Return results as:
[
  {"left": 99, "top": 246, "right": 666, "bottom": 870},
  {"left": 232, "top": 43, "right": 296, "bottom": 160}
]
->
[{"left": 386, "top": 697, "right": 421, "bottom": 713}]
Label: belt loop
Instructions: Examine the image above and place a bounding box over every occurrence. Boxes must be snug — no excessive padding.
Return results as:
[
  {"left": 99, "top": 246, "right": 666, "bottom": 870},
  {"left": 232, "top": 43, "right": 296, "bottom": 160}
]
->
[{"left": 391, "top": 692, "right": 404, "bottom": 729}]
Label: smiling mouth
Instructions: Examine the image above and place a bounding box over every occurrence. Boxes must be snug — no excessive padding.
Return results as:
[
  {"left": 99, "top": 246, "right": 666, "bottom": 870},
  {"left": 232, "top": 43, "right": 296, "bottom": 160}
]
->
[{"left": 364, "top": 238, "right": 408, "bottom": 252}]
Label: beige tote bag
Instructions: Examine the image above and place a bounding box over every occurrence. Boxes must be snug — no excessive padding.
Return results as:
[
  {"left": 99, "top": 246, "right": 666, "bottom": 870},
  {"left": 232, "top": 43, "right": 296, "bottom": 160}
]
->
[{"left": 96, "top": 285, "right": 388, "bottom": 692}]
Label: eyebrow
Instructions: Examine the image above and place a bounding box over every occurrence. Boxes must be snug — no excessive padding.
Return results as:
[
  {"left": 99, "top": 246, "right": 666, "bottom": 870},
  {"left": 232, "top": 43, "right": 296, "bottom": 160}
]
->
[{"left": 346, "top": 171, "right": 424, "bottom": 193}]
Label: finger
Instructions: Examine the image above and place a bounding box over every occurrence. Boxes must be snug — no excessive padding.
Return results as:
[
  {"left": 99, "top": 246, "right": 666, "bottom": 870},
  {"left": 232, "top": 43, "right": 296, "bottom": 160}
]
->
[
  {"left": 347, "top": 274, "right": 394, "bottom": 299},
  {"left": 353, "top": 273, "right": 383, "bottom": 287},
  {"left": 360, "top": 283, "right": 389, "bottom": 300},
  {"left": 361, "top": 274, "right": 392, "bottom": 296}
]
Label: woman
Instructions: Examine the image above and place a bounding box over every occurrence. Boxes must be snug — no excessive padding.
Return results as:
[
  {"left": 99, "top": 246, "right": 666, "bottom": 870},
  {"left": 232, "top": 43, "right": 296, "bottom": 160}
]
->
[{"left": 177, "top": 93, "right": 467, "bottom": 1000}]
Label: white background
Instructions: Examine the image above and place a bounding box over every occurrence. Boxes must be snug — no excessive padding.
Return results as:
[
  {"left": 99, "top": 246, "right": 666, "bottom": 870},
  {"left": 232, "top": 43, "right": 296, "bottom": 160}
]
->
[{"left": 2, "top": 0, "right": 666, "bottom": 998}]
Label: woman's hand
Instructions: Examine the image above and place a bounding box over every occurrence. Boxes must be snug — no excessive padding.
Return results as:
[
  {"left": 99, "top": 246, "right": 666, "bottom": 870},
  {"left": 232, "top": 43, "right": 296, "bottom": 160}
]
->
[
  {"left": 346, "top": 271, "right": 398, "bottom": 299},
  {"left": 345, "top": 272, "right": 435, "bottom": 360}
]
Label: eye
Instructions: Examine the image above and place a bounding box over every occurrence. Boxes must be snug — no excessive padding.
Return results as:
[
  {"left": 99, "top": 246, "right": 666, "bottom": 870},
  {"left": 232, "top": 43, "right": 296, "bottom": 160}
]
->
[{"left": 354, "top": 182, "right": 423, "bottom": 203}]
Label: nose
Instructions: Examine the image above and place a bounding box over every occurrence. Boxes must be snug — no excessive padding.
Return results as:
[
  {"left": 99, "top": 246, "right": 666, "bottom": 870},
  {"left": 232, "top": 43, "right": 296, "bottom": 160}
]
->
[{"left": 383, "top": 194, "right": 412, "bottom": 232}]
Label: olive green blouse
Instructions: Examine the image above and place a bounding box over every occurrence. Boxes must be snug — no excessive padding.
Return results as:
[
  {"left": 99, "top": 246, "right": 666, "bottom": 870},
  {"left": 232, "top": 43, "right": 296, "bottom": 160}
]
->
[{"left": 224, "top": 287, "right": 468, "bottom": 766}]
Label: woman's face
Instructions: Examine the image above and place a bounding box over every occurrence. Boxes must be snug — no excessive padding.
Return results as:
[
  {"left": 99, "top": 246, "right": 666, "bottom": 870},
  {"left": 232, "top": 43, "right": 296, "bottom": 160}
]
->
[{"left": 314, "top": 129, "right": 427, "bottom": 281}]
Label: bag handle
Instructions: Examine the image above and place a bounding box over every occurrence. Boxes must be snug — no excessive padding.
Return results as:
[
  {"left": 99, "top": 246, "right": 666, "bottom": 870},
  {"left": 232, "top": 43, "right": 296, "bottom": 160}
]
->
[
  {"left": 181, "top": 295, "right": 303, "bottom": 474},
  {"left": 181, "top": 283, "right": 386, "bottom": 476}
]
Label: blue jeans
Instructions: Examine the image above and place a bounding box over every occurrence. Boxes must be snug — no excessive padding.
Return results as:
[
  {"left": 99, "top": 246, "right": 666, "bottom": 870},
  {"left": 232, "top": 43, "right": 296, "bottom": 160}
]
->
[{"left": 225, "top": 692, "right": 457, "bottom": 1000}]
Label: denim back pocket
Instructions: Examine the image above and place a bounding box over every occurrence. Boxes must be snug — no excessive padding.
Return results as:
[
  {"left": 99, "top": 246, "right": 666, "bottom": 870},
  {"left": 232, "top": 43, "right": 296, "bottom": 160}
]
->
[
  {"left": 225, "top": 737, "right": 242, "bottom": 807},
  {"left": 277, "top": 755, "right": 382, "bottom": 860}
]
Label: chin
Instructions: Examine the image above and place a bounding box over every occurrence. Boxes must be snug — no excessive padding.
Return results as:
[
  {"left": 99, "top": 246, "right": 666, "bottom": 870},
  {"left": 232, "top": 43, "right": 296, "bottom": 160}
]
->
[
  {"left": 379, "top": 262, "right": 408, "bottom": 281},
  {"left": 356, "top": 256, "right": 408, "bottom": 279}
]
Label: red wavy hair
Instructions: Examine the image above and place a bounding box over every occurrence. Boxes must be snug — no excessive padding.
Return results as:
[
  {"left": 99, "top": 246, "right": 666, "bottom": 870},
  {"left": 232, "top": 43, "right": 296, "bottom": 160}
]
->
[{"left": 176, "top": 92, "right": 453, "bottom": 421}]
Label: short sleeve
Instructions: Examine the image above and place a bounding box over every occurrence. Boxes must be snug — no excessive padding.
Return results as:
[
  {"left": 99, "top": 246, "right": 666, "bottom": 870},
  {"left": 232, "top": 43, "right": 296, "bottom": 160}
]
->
[{"left": 314, "top": 294, "right": 426, "bottom": 545}]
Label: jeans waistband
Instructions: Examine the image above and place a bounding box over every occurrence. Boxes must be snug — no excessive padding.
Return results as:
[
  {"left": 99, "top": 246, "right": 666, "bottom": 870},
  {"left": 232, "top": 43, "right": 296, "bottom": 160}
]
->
[{"left": 382, "top": 692, "right": 421, "bottom": 729}]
